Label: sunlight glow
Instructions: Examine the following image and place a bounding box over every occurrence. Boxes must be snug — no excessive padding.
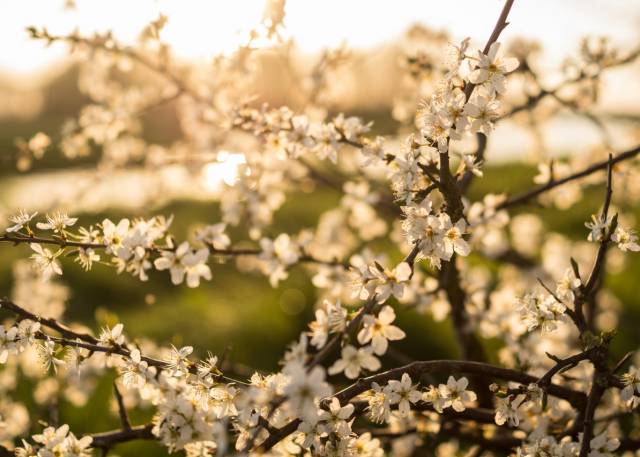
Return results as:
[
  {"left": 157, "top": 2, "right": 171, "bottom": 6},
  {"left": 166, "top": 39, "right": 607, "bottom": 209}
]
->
[
  {"left": 203, "top": 152, "right": 246, "bottom": 190},
  {"left": 0, "top": 1, "right": 637, "bottom": 76}
]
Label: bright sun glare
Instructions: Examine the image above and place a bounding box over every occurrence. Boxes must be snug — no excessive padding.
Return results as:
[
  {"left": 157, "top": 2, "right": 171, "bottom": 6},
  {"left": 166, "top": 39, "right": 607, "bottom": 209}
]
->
[
  {"left": 3, "top": 0, "right": 638, "bottom": 77},
  {"left": 203, "top": 152, "right": 247, "bottom": 190},
  {"left": 1, "top": 0, "right": 269, "bottom": 75}
]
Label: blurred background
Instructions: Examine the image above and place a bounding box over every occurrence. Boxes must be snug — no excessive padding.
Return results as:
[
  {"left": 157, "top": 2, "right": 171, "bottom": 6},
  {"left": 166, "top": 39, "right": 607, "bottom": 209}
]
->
[{"left": 1, "top": 1, "right": 640, "bottom": 455}]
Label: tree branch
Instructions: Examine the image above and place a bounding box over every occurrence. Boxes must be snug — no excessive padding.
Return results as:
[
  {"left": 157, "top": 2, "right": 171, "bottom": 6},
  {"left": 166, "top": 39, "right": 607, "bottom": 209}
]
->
[
  {"left": 497, "top": 145, "right": 639, "bottom": 211},
  {"left": 113, "top": 383, "right": 131, "bottom": 431},
  {"left": 89, "top": 424, "right": 155, "bottom": 449},
  {"left": 0, "top": 298, "right": 249, "bottom": 386},
  {"left": 258, "top": 359, "right": 586, "bottom": 452}
]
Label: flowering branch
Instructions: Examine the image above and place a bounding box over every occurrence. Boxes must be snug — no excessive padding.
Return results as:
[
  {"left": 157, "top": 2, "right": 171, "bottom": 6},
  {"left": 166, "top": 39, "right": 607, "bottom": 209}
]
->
[
  {"left": 88, "top": 425, "right": 154, "bottom": 449},
  {"left": 331, "top": 360, "right": 585, "bottom": 407},
  {"left": 0, "top": 298, "right": 249, "bottom": 385},
  {"left": 497, "top": 144, "right": 640, "bottom": 210},
  {"left": 2, "top": 2, "right": 639, "bottom": 456},
  {"left": 258, "top": 358, "right": 586, "bottom": 452}
]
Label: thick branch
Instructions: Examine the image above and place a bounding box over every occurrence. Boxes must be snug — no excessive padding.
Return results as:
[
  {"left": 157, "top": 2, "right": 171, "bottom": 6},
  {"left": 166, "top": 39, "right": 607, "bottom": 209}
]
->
[
  {"left": 332, "top": 360, "right": 585, "bottom": 407},
  {"left": 578, "top": 378, "right": 605, "bottom": 457},
  {"left": 89, "top": 424, "right": 155, "bottom": 449},
  {"left": 259, "top": 359, "right": 586, "bottom": 451},
  {"left": 537, "top": 349, "right": 596, "bottom": 388},
  {"left": 439, "top": 258, "right": 487, "bottom": 363}
]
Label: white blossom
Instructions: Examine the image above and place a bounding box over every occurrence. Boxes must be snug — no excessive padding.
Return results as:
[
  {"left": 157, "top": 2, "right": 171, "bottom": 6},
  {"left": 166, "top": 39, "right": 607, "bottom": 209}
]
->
[
  {"left": 36, "top": 212, "right": 78, "bottom": 233},
  {"left": 612, "top": 226, "right": 640, "bottom": 252},
  {"left": 75, "top": 247, "right": 100, "bottom": 271},
  {"left": 328, "top": 345, "right": 381, "bottom": 379},
  {"left": 195, "top": 223, "right": 231, "bottom": 250},
  {"left": 297, "top": 414, "right": 329, "bottom": 450},
  {"left": 283, "top": 363, "right": 332, "bottom": 421},
  {"left": 518, "top": 292, "right": 566, "bottom": 333},
  {"left": 318, "top": 398, "right": 354, "bottom": 437},
  {"left": 621, "top": 365, "right": 640, "bottom": 408},
  {"left": 25, "top": 424, "right": 92, "bottom": 457},
  {"left": 585, "top": 214, "right": 611, "bottom": 242},
  {"left": 386, "top": 373, "right": 421, "bottom": 416},
  {"left": 367, "top": 382, "right": 392, "bottom": 424},
  {"left": 102, "top": 218, "right": 131, "bottom": 256},
  {"left": 431, "top": 376, "right": 477, "bottom": 413},
  {"left": 5, "top": 210, "right": 37, "bottom": 233},
  {"left": 30, "top": 243, "right": 63, "bottom": 280},
  {"left": 441, "top": 217, "right": 471, "bottom": 257},
  {"left": 463, "top": 95, "right": 501, "bottom": 134},
  {"left": 0, "top": 325, "right": 18, "bottom": 363},
  {"left": 121, "top": 348, "right": 156, "bottom": 389},
  {"left": 357, "top": 305, "right": 406, "bottom": 355},
  {"left": 468, "top": 42, "right": 519, "bottom": 95},
  {"left": 154, "top": 242, "right": 212, "bottom": 287},
  {"left": 494, "top": 393, "right": 527, "bottom": 426},
  {"left": 368, "top": 262, "right": 412, "bottom": 303},
  {"left": 556, "top": 268, "right": 582, "bottom": 302},
  {"left": 166, "top": 345, "right": 194, "bottom": 375},
  {"left": 259, "top": 233, "right": 301, "bottom": 286},
  {"left": 98, "top": 323, "right": 125, "bottom": 346}
]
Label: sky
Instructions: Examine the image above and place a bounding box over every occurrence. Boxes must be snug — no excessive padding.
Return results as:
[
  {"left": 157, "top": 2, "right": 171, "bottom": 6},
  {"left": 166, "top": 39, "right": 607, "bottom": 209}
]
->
[
  {"left": 0, "top": 0, "right": 638, "bottom": 82},
  {"left": 0, "top": 0, "right": 638, "bottom": 189}
]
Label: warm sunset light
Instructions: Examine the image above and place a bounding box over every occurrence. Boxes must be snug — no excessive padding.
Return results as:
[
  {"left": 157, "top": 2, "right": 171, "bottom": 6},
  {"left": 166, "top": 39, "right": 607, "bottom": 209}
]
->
[
  {"left": 1, "top": 1, "right": 639, "bottom": 456},
  {"left": 204, "top": 151, "right": 247, "bottom": 189},
  {"left": 2, "top": 1, "right": 639, "bottom": 76}
]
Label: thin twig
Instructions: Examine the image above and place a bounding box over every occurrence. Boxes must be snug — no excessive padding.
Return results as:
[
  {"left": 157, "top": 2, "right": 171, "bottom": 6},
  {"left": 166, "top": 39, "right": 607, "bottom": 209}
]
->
[
  {"left": 497, "top": 145, "right": 639, "bottom": 210},
  {"left": 0, "top": 298, "right": 250, "bottom": 386},
  {"left": 113, "top": 383, "right": 131, "bottom": 431}
]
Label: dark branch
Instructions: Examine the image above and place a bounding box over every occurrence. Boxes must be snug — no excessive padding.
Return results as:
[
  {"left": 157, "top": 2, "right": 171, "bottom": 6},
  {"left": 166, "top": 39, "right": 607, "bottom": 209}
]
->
[{"left": 497, "top": 145, "right": 640, "bottom": 211}]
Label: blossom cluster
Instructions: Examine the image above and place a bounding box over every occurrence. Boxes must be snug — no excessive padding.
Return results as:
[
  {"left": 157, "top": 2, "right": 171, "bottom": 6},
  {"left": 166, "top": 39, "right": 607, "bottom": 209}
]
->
[
  {"left": 402, "top": 205, "right": 470, "bottom": 268},
  {"left": 518, "top": 432, "right": 619, "bottom": 457},
  {"left": 2, "top": 2, "right": 640, "bottom": 456},
  {"left": 0, "top": 320, "right": 40, "bottom": 363},
  {"left": 325, "top": 304, "right": 406, "bottom": 379},
  {"left": 16, "top": 424, "right": 92, "bottom": 457}
]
